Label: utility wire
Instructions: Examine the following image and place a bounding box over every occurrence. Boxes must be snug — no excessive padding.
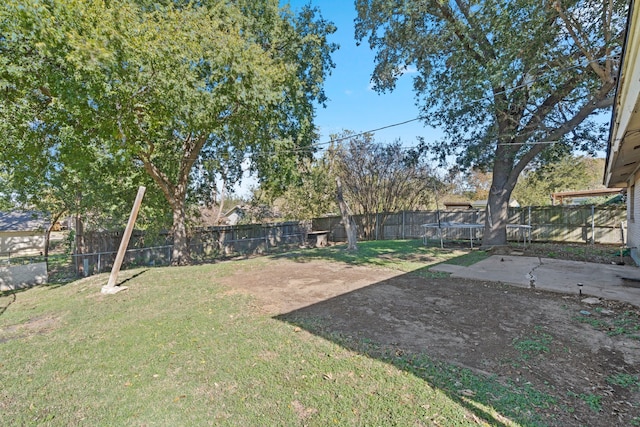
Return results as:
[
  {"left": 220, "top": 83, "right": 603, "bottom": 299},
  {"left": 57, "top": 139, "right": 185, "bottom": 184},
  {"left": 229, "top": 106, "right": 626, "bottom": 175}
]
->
[{"left": 236, "top": 53, "right": 619, "bottom": 158}]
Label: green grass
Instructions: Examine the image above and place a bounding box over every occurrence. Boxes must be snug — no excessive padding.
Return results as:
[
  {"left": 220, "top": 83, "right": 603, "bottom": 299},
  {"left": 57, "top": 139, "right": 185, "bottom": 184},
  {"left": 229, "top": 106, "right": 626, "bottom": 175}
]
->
[
  {"left": 607, "top": 373, "right": 640, "bottom": 391},
  {"left": 512, "top": 329, "right": 554, "bottom": 361},
  {"left": 574, "top": 310, "right": 640, "bottom": 339},
  {"left": 521, "top": 242, "right": 629, "bottom": 264},
  {"left": 286, "top": 316, "right": 557, "bottom": 427},
  {"left": 281, "top": 239, "right": 488, "bottom": 277},
  {"left": 567, "top": 392, "right": 602, "bottom": 413},
  {"left": 1, "top": 254, "right": 548, "bottom": 426}
]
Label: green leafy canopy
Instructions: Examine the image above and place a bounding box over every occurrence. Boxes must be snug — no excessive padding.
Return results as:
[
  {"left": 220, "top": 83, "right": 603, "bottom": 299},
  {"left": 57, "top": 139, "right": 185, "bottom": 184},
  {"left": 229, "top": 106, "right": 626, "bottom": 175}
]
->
[{"left": 1, "top": 0, "right": 337, "bottom": 261}]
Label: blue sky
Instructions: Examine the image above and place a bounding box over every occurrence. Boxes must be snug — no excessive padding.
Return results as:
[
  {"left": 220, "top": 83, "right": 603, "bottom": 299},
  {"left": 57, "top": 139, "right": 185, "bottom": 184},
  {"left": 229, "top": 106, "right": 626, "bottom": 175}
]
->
[{"left": 282, "top": 0, "right": 443, "bottom": 149}]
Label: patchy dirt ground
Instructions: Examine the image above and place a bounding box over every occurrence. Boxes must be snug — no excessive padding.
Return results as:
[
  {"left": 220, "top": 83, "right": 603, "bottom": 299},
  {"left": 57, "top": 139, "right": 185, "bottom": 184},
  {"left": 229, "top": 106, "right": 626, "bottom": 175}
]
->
[{"left": 217, "top": 256, "right": 640, "bottom": 427}]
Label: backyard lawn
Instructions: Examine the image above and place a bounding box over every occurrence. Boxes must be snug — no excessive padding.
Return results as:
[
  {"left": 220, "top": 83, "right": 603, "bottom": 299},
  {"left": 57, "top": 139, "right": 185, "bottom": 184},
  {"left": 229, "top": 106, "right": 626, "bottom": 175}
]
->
[{"left": 1, "top": 240, "right": 639, "bottom": 426}]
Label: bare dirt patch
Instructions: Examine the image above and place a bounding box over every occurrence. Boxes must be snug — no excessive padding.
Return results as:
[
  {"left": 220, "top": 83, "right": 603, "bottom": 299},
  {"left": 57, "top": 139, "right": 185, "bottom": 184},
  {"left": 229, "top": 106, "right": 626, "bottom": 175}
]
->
[
  {"left": 217, "top": 257, "right": 640, "bottom": 427},
  {"left": 0, "top": 314, "right": 60, "bottom": 344}
]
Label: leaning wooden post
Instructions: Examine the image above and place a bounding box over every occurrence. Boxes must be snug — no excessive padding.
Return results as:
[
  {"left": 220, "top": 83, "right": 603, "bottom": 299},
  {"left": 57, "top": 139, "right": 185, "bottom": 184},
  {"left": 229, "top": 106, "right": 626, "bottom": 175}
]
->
[{"left": 102, "top": 186, "right": 146, "bottom": 294}]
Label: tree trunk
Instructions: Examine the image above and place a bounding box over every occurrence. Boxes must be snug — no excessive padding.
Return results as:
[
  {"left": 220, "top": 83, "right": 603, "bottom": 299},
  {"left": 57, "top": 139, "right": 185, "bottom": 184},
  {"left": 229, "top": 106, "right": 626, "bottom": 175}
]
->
[
  {"left": 140, "top": 134, "right": 207, "bottom": 266},
  {"left": 336, "top": 177, "right": 358, "bottom": 251},
  {"left": 171, "top": 197, "right": 190, "bottom": 265},
  {"left": 344, "top": 217, "right": 358, "bottom": 251},
  {"left": 214, "top": 182, "right": 225, "bottom": 225},
  {"left": 482, "top": 156, "right": 516, "bottom": 248},
  {"left": 74, "top": 212, "right": 85, "bottom": 276},
  {"left": 361, "top": 215, "right": 372, "bottom": 240},
  {"left": 44, "top": 225, "right": 51, "bottom": 259},
  {"left": 44, "top": 211, "right": 64, "bottom": 262}
]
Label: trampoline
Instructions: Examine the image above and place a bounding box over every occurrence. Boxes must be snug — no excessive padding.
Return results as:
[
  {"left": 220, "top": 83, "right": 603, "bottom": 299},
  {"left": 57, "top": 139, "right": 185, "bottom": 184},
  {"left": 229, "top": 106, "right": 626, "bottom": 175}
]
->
[{"left": 422, "top": 222, "right": 531, "bottom": 248}]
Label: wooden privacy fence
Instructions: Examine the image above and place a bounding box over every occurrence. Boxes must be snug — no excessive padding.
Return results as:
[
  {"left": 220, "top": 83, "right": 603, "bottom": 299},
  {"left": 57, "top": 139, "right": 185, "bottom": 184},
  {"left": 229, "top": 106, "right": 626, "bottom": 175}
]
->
[
  {"left": 188, "top": 221, "right": 307, "bottom": 260},
  {"left": 74, "top": 221, "right": 308, "bottom": 275},
  {"left": 312, "top": 205, "right": 626, "bottom": 245}
]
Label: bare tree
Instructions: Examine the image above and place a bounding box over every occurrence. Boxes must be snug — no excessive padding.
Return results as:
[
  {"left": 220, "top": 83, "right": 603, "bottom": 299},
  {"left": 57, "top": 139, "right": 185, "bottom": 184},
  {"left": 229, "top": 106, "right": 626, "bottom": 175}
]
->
[{"left": 329, "top": 131, "right": 437, "bottom": 239}]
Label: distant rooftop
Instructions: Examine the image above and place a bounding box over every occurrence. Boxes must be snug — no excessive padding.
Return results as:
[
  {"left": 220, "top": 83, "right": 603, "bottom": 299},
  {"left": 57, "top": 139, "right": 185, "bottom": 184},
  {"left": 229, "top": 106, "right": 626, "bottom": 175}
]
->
[{"left": 0, "top": 211, "right": 50, "bottom": 232}]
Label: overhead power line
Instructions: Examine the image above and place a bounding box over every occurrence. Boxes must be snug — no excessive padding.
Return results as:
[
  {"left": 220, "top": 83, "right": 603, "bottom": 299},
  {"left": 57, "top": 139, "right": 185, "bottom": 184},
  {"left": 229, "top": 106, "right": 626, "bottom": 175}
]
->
[{"left": 256, "top": 53, "right": 618, "bottom": 157}]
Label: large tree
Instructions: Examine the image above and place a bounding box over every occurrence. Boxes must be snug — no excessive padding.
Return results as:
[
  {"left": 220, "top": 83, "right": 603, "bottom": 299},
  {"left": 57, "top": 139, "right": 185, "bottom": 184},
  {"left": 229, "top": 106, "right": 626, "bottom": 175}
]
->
[
  {"left": 1, "top": 0, "right": 336, "bottom": 264},
  {"left": 355, "top": 0, "right": 625, "bottom": 247},
  {"left": 0, "top": 12, "right": 162, "bottom": 257}
]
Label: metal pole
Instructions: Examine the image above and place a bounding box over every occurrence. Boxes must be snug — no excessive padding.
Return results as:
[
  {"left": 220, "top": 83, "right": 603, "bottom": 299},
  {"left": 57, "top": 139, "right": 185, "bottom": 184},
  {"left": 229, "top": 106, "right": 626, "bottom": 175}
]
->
[
  {"left": 437, "top": 210, "right": 443, "bottom": 248},
  {"left": 528, "top": 206, "right": 532, "bottom": 245},
  {"left": 102, "top": 186, "right": 146, "bottom": 294}
]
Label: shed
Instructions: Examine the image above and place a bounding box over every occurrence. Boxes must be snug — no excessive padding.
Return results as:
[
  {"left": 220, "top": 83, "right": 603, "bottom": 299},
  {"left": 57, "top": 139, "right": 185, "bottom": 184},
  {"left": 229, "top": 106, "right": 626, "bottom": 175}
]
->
[
  {"left": 222, "top": 205, "right": 245, "bottom": 226},
  {"left": 0, "top": 211, "right": 50, "bottom": 257}
]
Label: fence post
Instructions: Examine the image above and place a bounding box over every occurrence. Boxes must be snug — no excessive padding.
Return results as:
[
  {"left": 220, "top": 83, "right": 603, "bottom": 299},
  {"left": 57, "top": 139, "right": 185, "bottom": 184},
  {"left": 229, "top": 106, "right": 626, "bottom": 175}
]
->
[
  {"left": 375, "top": 214, "right": 378, "bottom": 240},
  {"left": 402, "top": 211, "right": 406, "bottom": 240},
  {"left": 591, "top": 205, "right": 595, "bottom": 245}
]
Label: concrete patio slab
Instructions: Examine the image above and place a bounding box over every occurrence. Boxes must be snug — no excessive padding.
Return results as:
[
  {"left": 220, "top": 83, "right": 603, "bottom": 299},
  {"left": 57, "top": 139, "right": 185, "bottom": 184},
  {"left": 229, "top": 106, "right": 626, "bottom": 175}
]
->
[{"left": 430, "top": 255, "right": 640, "bottom": 307}]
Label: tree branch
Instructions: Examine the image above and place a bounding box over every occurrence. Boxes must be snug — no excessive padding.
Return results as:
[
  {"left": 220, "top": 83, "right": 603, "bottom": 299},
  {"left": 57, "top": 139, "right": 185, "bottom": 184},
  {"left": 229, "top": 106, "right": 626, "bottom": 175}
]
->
[
  {"left": 179, "top": 133, "right": 208, "bottom": 188},
  {"left": 433, "top": 2, "right": 487, "bottom": 64},
  {"left": 515, "top": 74, "right": 581, "bottom": 142},
  {"left": 553, "top": 1, "right": 608, "bottom": 82},
  {"left": 509, "top": 80, "right": 616, "bottom": 184},
  {"left": 139, "top": 150, "right": 175, "bottom": 207}
]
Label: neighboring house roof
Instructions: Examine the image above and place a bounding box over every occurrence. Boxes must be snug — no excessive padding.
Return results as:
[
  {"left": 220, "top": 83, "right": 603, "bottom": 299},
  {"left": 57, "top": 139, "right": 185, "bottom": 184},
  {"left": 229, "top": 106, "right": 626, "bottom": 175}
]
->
[
  {"left": 222, "top": 205, "right": 244, "bottom": 218},
  {"left": 443, "top": 201, "right": 473, "bottom": 209},
  {"left": 605, "top": 0, "right": 640, "bottom": 187},
  {"left": 444, "top": 200, "right": 520, "bottom": 209},
  {"left": 0, "top": 211, "right": 50, "bottom": 232},
  {"left": 470, "top": 199, "right": 520, "bottom": 208}
]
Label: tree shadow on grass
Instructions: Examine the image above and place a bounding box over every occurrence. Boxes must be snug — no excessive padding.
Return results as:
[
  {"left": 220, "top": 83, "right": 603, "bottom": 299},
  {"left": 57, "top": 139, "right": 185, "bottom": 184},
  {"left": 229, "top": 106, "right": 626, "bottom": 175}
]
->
[
  {"left": 273, "top": 265, "right": 564, "bottom": 427},
  {"left": 116, "top": 269, "right": 149, "bottom": 287},
  {"left": 44, "top": 268, "right": 150, "bottom": 290},
  {"left": 0, "top": 289, "right": 18, "bottom": 317},
  {"left": 0, "top": 285, "right": 42, "bottom": 317}
]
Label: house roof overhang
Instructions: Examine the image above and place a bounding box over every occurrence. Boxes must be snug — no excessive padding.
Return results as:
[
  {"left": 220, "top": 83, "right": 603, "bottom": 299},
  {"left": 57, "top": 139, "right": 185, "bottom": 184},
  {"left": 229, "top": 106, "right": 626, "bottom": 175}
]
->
[
  {"left": 605, "top": 0, "right": 640, "bottom": 188},
  {"left": 551, "top": 188, "right": 624, "bottom": 204}
]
